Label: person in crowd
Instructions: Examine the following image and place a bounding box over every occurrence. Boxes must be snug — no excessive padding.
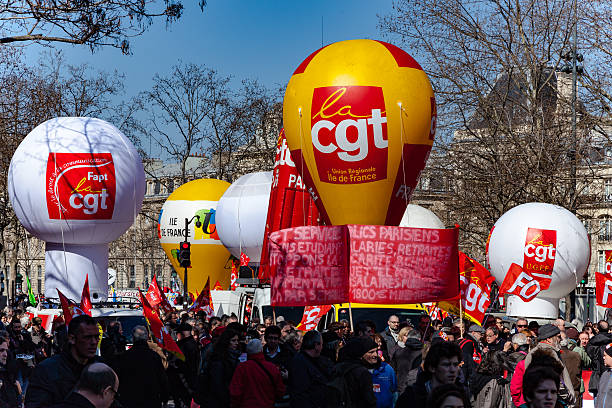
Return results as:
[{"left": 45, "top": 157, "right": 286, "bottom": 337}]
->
[
  {"left": 332, "top": 336, "right": 378, "bottom": 408},
  {"left": 288, "top": 330, "right": 332, "bottom": 408},
  {"left": 554, "top": 318, "right": 567, "bottom": 341},
  {"left": 528, "top": 321, "right": 540, "bottom": 337},
  {"left": 264, "top": 316, "right": 274, "bottom": 327},
  {"left": 574, "top": 331, "right": 592, "bottom": 369},
  {"left": 168, "top": 322, "right": 200, "bottom": 407},
  {"left": 520, "top": 365, "right": 561, "bottom": 408},
  {"left": 426, "top": 384, "right": 471, "bottom": 408},
  {"left": 30, "top": 317, "right": 52, "bottom": 362},
  {"left": 263, "top": 325, "right": 293, "bottom": 380},
  {"left": 278, "top": 321, "right": 292, "bottom": 340},
  {"left": 508, "top": 333, "right": 530, "bottom": 374},
  {"left": 559, "top": 337, "right": 583, "bottom": 406},
  {"left": 396, "top": 340, "right": 464, "bottom": 407},
  {"left": 587, "top": 321, "right": 612, "bottom": 397},
  {"left": 380, "top": 315, "right": 400, "bottom": 352},
  {"left": 596, "top": 343, "right": 612, "bottom": 408},
  {"left": 0, "top": 334, "right": 23, "bottom": 406},
  {"left": 356, "top": 320, "right": 377, "bottom": 337},
  {"left": 483, "top": 326, "right": 505, "bottom": 353},
  {"left": 459, "top": 324, "right": 484, "bottom": 384},
  {"left": 390, "top": 328, "right": 424, "bottom": 393},
  {"left": 116, "top": 326, "right": 169, "bottom": 408},
  {"left": 229, "top": 339, "right": 285, "bottom": 408},
  {"left": 256, "top": 324, "right": 266, "bottom": 339},
  {"left": 469, "top": 350, "right": 512, "bottom": 407},
  {"left": 322, "top": 322, "right": 344, "bottom": 362},
  {"left": 369, "top": 343, "right": 397, "bottom": 408},
  {"left": 99, "top": 321, "right": 126, "bottom": 371},
  {"left": 418, "top": 315, "right": 433, "bottom": 342},
  {"left": 373, "top": 333, "right": 390, "bottom": 363},
  {"left": 26, "top": 315, "right": 101, "bottom": 407},
  {"left": 515, "top": 318, "right": 529, "bottom": 334},
  {"left": 511, "top": 324, "right": 576, "bottom": 407},
  {"left": 50, "top": 363, "right": 118, "bottom": 408},
  {"left": 284, "top": 330, "right": 302, "bottom": 356},
  {"left": 8, "top": 317, "right": 37, "bottom": 392},
  {"left": 195, "top": 328, "right": 241, "bottom": 408}
]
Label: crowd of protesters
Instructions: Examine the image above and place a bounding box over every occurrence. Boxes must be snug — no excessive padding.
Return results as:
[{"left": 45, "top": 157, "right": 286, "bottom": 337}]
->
[{"left": 2, "top": 294, "right": 612, "bottom": 407}]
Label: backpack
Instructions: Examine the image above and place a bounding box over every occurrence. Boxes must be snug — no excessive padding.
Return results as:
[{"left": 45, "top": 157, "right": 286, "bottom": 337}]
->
[{"left": 326, "top": 365, "right": 359, "bottom": 408}]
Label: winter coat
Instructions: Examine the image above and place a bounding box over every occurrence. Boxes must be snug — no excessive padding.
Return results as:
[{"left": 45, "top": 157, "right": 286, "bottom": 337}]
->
[
  {"left": 379, "top": 328, "right": 398, "bottom": 354},
  {"left": 195, "top": 348, "right": 240, "bottom": 408},
  {"left": 395, "top": 369, "right": 429, "bottom": 408},
  {"left": 0, "top": 363, "right": 22, "bottom": 408},
  {"left": 48, "top": 392, "right": 95, "bottom": 408},
  {"left": 560, "top": 347, "right": 582, "bottom": 401},
  {"left": 470, "top": 373, "right": 512, "bottom": 408},
  {"left": 511, "top": 359, "right": 526, "bottom": 407},
  {"left": 370, "top": 361, "right": 397, "bottom": 408},
  {"left": 117, "top": 340, "right": 170, "bottom": 408},
  {"left": 587, "top": 333, "right": 612, "bottom": 395},
  {"left": 333, "top": 360, "right": 377, "bottom": 408},
  {"left": 264, "top": 343, "right": 295, "bottom": 372},
  {"left": 288, "top": 351, "right": 331, "bottom": 408},
  {"left": 597, "top": 369, "right": 612, "bottom": 408},
  {"left": 229, "top": 352, "right": 285, "bottom": 408},
  {"left": 390, "top": 338, "right": 423, "bottom": 393},
  {"left": 321, "top": 331, "right": 342, "bottom": 363},
  {"left": 459, "top": 334, "right": 482, "bottom": 384},
  {"left": 25, "top": 349, "right": 102, "bottom": 408}
]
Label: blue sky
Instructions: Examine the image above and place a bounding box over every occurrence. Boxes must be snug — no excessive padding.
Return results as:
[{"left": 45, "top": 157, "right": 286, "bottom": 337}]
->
[{"left": 26, "top": 1, "right": 396, "bottom": 97}]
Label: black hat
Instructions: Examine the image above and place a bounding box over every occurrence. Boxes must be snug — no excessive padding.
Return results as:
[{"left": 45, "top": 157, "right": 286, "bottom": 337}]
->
[
  {"left": 537, "top": 324, "right": 560, "bottom": 341},
  {"left": 341, "top": 336, "right": 378, "bottom": 360}
]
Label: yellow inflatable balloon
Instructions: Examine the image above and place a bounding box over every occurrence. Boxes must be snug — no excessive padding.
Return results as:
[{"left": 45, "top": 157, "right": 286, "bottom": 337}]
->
[
  {"left": 158, "top": 179, "right": 231, "bottom": 292},
  {"left": 283, "top": 39, "right": 436, "bottom": 226}
]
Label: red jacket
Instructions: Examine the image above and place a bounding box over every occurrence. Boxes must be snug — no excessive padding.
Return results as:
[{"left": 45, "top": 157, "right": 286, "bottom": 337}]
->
[
  {"left": 510, "top": 358, "right": 526, "bottom": 406},
  {"left": 229, "top": 352, "right": 286, "bottom": 408}
]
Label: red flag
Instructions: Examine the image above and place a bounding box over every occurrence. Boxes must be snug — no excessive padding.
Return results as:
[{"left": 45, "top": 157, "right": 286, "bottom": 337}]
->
[
  {"left": 296, "top": 305, "right": 331, "bottom": 331},
  {"left": 439, "top": 252, "right": 495, "bottom": 325},
  {"left": 139, "top": 291, "right": 184, "bottom": 360},
  {"left": 213, "top": 280, "right": 223, "bottom": 291},
  {"left": 80, "top": 275, "right": 92, "bottom": 316},
  {"left": 230, "top": 263, "right": 238, "bottom": 291},
  {"left": 57, "top": 289, "right": 88, "bottom": 325},
  {"left": 240, "top": 252, "right": 250, "bottom": 267},
  {"left": 498, "top": 263, "right": 542, "bottom": 302},
  {"left": 259, "top": 129, "right": 321, "bottom": 279},
  {"left": 189, "top": 278, "right": 211, "bottom": 313},
  {"left": 146, "top": 276, "right": 174, "bottom": 315},
  {"left": 596, "top": 250, "right": 612, "bottom": 307}
]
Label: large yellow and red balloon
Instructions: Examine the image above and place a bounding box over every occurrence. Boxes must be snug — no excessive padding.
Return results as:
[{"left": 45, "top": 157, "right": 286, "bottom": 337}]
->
[{"left": 283, "top": 39, "right": 436, "bottom": 225}]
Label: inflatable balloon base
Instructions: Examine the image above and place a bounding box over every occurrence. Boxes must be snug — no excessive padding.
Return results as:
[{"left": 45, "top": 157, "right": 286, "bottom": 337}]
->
[
  {"left": 45, "top": 242, "right": 108, "bottom": 302},
  {"left": 506, "top": 295, "right": 559, "bottom": 319}
]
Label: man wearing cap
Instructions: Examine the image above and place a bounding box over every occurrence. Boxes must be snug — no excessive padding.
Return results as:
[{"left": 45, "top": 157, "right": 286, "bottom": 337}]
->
[
  {"left": 458, "top": 324, "right": 484, "bottom": 384},
  {"left": 333, "top": 336, "right": 378, "bottom": 408},
  {"left": 229, "top": 339, "right": 285, "bottom": 407},
  {"left": 510, "top": 323, "right": 576, "bottom": 407}
]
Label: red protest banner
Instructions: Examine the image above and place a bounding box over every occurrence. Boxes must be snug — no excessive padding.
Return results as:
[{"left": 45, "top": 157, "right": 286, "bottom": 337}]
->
[
  {"left": 189, "top": 277, "right": 211, "bottom": 314},
  {"left": 348, "top": 225, "right": 459, "bottom": 304},
  {"left": 498, "top": 263, "right": 542, "bottom": 302},
  {"left": 438, "top": 252, "right": 494, "bottom": 325},
  {"left": 57, "top": 289, "right": 88, "bottom": 325},
  {"left": 296, "top": 305, "right": 332, "bottom": 331},
  {"left": 139, "top": 291, "right": 184, "bottom": 361},
  {"left": 596, "top": 271, "right": 612, "bottom": 307},
  {"left": 522, "top": 228, "right": 556, "bottom": 290},
  {"left": 269, "top": 225, "right": 459, "bottom": 306},
  {"left": 269, "top": 226, "right": 349, "bottom": 306},
  {"left": 230, "top": 263, "right": 238, "bottom": 291},
  {"left": 259, "top": 130, "right": 321, "bottom": 279}
]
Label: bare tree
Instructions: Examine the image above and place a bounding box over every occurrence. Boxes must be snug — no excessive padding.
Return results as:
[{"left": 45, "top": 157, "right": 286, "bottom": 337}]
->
[
  {"left": 0, "top": 0, "right": 204, "bottom": 53},
  {"left": 381, "top": 0, "right": 611, "bottom": 260}
]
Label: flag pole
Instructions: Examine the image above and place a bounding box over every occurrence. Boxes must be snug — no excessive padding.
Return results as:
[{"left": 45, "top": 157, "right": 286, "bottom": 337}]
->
[
  {"left": 459, "top": 297, "right": 465, "bottom": 338},
  {"left": 348, "top": 302, "right": 354, "bottom": 333},
  {"left": 272, "top": 306, "right": 277, "bottom": 325}
]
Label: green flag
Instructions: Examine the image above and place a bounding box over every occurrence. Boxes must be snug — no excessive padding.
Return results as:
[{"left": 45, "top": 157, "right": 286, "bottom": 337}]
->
[{"left": 24, "top": 273, "right": 36, "bottom": 307}]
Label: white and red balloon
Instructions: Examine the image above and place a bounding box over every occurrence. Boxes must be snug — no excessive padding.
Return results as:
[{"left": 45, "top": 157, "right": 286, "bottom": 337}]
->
[
  {"left": 216, "top": 172, "right": 272, "bottom": 265},
  {"left": 8, "top": 117, "right": 145, "bottom": 301},
  {"left": 487, "top": 202, "right": 590, "bottom": 318}
]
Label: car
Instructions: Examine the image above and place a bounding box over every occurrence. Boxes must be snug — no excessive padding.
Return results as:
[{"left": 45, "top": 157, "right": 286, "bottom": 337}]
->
[{"left": 90, "top": 307, "right": 146, "bottom": 344}]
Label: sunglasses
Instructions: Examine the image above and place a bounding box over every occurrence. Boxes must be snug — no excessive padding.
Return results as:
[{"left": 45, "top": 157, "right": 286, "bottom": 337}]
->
[{"left": 517, "top": 324, "right": 527, "bottom": 328}]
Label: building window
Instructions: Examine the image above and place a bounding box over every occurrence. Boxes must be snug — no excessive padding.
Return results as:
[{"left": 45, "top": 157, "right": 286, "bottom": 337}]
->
[
  {"left": 599, "top": 250, "right": 605, "bottom": 273},
  {"left": 154, "top": 180, "right": 161, "bottom": 195},
  {"left": 37, "top": 265, "right": 42, "bottom": 277},
  {"left": 168, "top": 179, "right": 175, "bottom": 193},
  {"left": 599, "top": 219, "right": 612, "bottom": 241},
  {"left": 37, "top": 279, "right": 42, "bottom": 294},
  {"left": 151, "top": 264, "right": 155, "bottom": 280},
  {"left": 129, "top": 265, "right": 135, "bottom": 288},
  {"left": 605, "top": 180, "right": 612, "bottom": 202},
  {"left": 144, "top": 265, "right": 148, "bottom": 279}
]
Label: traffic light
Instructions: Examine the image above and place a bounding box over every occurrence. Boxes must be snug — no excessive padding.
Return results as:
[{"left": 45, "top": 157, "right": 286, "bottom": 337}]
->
[
  {"left": 178, "top": 241, "right": 191, "bottom": 268},
  {"left": 580, "top": 272, "right": 588, "bottom": 286}
]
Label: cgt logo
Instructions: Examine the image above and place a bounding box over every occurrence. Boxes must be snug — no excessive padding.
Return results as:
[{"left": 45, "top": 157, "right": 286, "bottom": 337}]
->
[
  {"left": 46, "top": 153, "right": 116, "bottom": 220},
  {"left": 311, "top": 86, "right": 388, "bottom": 184},
  {"left": 523, "top": 228, "right": 556, "bottom": 280}
]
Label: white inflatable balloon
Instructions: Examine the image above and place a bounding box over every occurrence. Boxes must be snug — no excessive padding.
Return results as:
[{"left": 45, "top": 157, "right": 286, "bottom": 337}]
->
[
  {"left": 215, "top": 172, "right": 272, "bottom": 265},
  {"left": 487, "top": 202, "right": 589, "bottom": 318},
  {"left": 8, "top": 117, "right": 145, "bottom": 301},
  {"left": 400, "top": 204, "right": 444, "bottom": 229}
]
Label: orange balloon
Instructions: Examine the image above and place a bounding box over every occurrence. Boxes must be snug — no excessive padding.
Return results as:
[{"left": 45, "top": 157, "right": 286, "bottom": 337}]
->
[{"left": 283, "top": 39, "right": 436, "bottom": 225}]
